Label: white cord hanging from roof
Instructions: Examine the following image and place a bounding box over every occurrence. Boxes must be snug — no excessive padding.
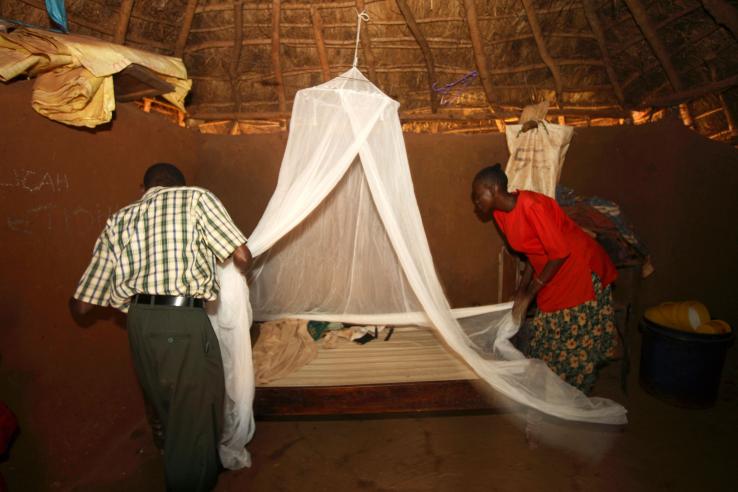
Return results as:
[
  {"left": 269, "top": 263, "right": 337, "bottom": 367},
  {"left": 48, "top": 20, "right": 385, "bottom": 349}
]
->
[{"left": 352, "top": 8, "right": 370, "bottom": 68}]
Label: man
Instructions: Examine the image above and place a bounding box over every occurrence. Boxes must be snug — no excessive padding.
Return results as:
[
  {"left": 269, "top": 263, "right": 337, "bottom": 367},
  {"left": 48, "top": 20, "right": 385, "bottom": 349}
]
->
[{"left": 70, "top": 163, "right": 252, "bottom": 491}]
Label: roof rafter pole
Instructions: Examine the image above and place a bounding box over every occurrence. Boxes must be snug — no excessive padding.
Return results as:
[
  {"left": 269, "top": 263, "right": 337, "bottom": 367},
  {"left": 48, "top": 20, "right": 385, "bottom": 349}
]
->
[
  {"left": 396, "top": 0, "right": 438, "bottom": 112},
  {"left": 694, "top": 107, "right": 724, "bottom": 120},
  {"left": 701, "top": 0, "right": 738, "bottom": 39},
  {"left": 355, "top": 0, "right": 377, "bottom": 80},
  {"left": 581, "top": 0, "right": 625, "bottom": 105},
  {"left": 622, "top": 25, "right": 721, "bottom": 89},
  {"left": 114, "top": 0, "right": 136, "bottom": 44},
  {"left": 14, "top": 0, "right": 170, "bottom": 48},
  {"left": 521, "top": 0, "right": 563, "bottom": 99},
  {"left": 310, "top": 6, "right": 331, "bottom": 82},
  {"left": 229, "top": 0, "right": 244, "bottom": 112},
  {"left": 622, "top": 0, "right": 684, "bottom": 91},
  {"left": 710, "top": 63, "right": 736, "bottom": 132},
  {"left": 612, "top": 6, "right": 702, "bottom": 56},
  {"left": 175, "top": 0, "right": 199, "bottom": 57},
  {"left": 462, "top": 0, "right": 496, "bottom": 111},
  {"left": 642, "top": 73, "right": 738, "bottom": 106},
  {"left": 271, "top": 0, "right": 287, "bottom": 112}
]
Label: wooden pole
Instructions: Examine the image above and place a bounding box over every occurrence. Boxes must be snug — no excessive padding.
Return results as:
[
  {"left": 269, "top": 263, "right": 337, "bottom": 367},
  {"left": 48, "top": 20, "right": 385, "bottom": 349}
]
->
[
  {"left": 271, "top": 0, "right": 287, "bottom": 112},
  {"left": 396, "top": 0, "right": 438, "bottom": 112},
  {"left": 710, "top": 64, "right": 736, "bottom": 132},
  {"left": 462, "top": 0, "right": 495, "bottom": 110},
  {"left": 642, "top": 73, "right": 738, "bottom": 106},
  {"left": 582, "top": 0, "right": 625, "bottom": 105},
  {"left": 521, "top": 0, "right": 563, "bottom": 98},
  {"left": 355, "top": 0, "right": 377, "bottom": 81},
  {"left": 701, "top": 0, "right": 738, "bottom": 39},
  {"left": 175, "top": 0, "right": 199, "bottom": 57},
  {"left": 622, "top": 25, "right": 721, "bottom": 90},
  {"left": 114, "top": 0, "right": 136, "bottom": 44},
  {"left": 310, "top": 6, "right": 331, "bottom": 82},
  {"left": 8, "top": 0, "right": 169, "bottom": 49},
  {"left": 612, "top": 5, "right": 701, "bottom": 56},
  {"left": 623, "top": 0, "right": 684, "bottom": 91}
]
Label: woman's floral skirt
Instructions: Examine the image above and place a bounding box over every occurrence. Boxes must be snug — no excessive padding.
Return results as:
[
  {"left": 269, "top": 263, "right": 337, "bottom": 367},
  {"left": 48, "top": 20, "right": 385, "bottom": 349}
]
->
[{"left": 526, "top": 273, "right": 618, "bottom": 394}]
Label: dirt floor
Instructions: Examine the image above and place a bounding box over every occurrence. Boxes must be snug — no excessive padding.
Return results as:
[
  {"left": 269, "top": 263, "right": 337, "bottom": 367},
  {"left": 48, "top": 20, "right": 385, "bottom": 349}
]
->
[{"left": 3, "top": 334, "right": 735, "bottom": 492}]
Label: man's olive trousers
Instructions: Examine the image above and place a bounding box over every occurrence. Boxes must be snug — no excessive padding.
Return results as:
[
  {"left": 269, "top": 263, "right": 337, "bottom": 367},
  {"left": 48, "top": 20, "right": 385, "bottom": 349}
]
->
[{"left": 127, "top": 303, "right": 225, "bottom": 492}]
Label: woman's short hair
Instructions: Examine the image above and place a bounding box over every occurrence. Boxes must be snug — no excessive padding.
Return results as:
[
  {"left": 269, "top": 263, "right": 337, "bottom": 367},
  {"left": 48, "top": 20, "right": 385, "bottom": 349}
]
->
[{"left": 473, "top": 163, "right": 507, "bottom": 190}]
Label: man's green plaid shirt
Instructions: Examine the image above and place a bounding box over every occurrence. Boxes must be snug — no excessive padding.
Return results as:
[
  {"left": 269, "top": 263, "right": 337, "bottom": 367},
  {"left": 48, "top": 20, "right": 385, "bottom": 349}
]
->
[{"left": 74, "top": 186, "right": 247, "bottom": 312}]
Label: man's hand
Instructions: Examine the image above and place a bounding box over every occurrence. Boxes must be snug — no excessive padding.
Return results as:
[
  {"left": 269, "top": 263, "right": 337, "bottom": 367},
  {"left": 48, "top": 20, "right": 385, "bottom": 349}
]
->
[
  {"left": 69, "top": 297, "right": 96, "bottom": 327},
  {"left": 232, "top": 243, "right": 253, "bottom": 276},
  {"left": 69, "top": 297, "right": 94, "bottom": 316}
]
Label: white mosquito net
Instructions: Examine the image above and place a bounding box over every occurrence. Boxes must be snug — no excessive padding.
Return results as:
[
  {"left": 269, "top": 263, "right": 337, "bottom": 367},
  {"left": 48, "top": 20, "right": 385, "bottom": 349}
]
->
[{"left": 209, "top": 68, "right": 627, "bottom": 468}]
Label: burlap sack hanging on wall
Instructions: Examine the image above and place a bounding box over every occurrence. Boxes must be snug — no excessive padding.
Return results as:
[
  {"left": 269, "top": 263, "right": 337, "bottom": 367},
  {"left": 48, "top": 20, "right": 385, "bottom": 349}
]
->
[{"left": 504, "top": 102, "right": 574, "bottom": 198}]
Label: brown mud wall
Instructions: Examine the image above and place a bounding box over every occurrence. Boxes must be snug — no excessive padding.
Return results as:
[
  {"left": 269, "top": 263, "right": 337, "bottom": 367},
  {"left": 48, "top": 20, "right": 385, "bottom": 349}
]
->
[
  {"left": 0, "top": 81, "right": 200, "bottom": 486},
  {"left": 1, "top": 80, "right": 737, "bottom": 488},
  {"left": 197, "top": 119, "right": 738, "bottom": 323}
]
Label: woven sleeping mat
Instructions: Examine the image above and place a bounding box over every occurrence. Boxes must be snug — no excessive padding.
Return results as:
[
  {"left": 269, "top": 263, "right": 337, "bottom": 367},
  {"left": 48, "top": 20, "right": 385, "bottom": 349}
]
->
[{"left": 257, "top": 326, "right": 477, "bottom": 387}]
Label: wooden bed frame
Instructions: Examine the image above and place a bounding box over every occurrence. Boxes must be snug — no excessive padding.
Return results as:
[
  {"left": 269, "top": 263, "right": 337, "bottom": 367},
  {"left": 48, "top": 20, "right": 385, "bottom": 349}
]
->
[
  {"left": 254, "top": 380, "right": 504, "bottom": 417},
  {"left": 252, "top": 265, "right": 637, "bottom": 418}
]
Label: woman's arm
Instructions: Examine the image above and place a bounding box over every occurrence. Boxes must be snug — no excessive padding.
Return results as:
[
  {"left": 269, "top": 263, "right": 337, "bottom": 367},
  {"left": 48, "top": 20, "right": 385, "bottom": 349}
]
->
[
  {"left": 527, "top": 256, "right": 568, "bottom": 297},
  {"left": 512, "top": 256, "right": 568, "bottom": 324},
  {"left": 517, "top": 260, "right": 534, "bottom": 295}
]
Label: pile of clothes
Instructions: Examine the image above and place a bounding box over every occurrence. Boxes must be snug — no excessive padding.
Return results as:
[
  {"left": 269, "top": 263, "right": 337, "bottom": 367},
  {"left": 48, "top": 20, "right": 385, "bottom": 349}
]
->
[
  {"left": 0, "top": 26, "right": 190, "bottom": 127},
  {"left": 556, "top": 185, "right": 654, "bottom": 277},
  {"left": 251, "top": 319, "right": 392, "bottom": 384}
]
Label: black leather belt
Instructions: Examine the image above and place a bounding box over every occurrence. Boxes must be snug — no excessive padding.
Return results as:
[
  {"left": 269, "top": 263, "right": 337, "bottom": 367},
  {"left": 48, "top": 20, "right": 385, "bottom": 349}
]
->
[{"left": 133, "top": 294, "right": 204, "bottom": 308}]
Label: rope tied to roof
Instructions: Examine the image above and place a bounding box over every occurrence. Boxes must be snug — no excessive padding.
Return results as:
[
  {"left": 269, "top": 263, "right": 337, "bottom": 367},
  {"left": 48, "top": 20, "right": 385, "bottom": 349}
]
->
[{"left": 352, "top": 8, "right": 370, "bottom": 68}]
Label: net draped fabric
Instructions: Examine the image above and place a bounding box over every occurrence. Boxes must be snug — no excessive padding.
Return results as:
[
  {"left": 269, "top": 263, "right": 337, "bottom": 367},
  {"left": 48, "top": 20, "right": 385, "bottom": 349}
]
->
[{"left": 209, "top": 68, "right": 627, "bottom": 468}]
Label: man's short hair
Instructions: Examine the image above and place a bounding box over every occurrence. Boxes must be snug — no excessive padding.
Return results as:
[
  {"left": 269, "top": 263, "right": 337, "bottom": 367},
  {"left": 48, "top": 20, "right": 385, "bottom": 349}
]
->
[
  {"left": 474, "top": 163, "right": 508, "bottom": 190},
  {"left": 143, "top": 163, "right": 186, "bottom": 189}
]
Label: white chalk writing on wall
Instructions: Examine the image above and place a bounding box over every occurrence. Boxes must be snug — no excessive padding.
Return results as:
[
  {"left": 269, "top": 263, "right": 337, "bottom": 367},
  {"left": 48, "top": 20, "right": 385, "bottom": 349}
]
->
[
  {"left": 0, "top": 168, "right": 71, "bottom": 193},
  {"left": 6, "top": 203, "right": 115, "bottom": 235},
  {"left": 1, "top": 168, "right": 119, "bottom": 235}
]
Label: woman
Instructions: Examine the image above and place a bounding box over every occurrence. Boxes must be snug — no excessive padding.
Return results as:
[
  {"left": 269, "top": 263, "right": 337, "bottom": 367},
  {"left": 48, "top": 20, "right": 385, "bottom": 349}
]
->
[{"left": 471, "top": 164, "right": 618, "bottom": 394}]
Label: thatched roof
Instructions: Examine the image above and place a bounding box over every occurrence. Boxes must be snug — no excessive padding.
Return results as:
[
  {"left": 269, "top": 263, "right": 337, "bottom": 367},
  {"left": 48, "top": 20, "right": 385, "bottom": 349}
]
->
[{"left": 3, "top": 0, "right": 738, "bottom": 142}]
